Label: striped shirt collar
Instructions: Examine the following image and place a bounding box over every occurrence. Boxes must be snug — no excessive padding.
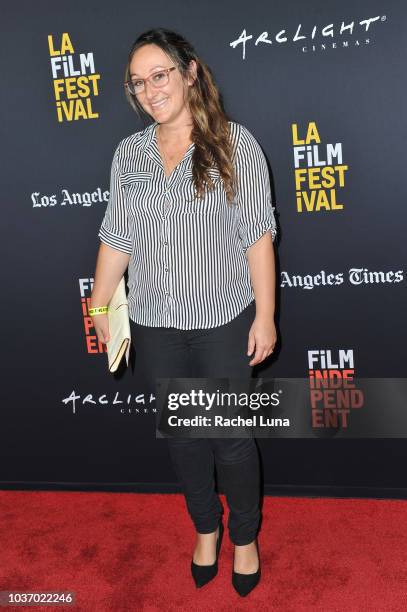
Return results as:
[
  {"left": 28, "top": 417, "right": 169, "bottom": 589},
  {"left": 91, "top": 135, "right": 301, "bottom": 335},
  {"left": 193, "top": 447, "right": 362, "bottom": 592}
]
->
[{"left": 140, "top": 121, "right": 195, "bottom": 167}]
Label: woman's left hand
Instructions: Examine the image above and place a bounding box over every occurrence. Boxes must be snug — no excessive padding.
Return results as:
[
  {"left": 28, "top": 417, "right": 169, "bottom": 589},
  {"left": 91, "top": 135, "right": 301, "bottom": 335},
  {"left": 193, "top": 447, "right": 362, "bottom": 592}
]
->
[{"left": 247, "top": 315, "right": 277, "bottom": 366}]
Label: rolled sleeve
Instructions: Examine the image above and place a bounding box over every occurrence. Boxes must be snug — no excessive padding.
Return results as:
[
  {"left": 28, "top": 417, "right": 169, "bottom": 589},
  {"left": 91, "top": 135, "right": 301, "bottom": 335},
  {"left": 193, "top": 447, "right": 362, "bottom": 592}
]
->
[
  {"left": 98, "top": 144, "right": 133, "bottom": 255},
  {"left": 234, "top": 125, "right": 277, "bottom": 254}
]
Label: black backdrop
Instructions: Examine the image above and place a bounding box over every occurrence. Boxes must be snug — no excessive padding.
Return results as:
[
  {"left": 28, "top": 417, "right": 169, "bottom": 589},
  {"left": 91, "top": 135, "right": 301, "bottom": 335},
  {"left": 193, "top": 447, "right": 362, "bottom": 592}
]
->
[{"left": 2, "top": 0, "right": 406, "bottom": 496}]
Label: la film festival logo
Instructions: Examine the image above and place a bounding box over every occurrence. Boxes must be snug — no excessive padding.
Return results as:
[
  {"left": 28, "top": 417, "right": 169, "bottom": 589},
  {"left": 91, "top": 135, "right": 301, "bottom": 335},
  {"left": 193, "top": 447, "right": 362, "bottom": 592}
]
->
[
  {"left": 48, "top": 33, "right": 100, "bottom": 122},
  {"left": 308, "top": 349, "right": 364, "bottom": 429},
  {"left": 292, "top": 122, "right": 348, "bottom": 213}
]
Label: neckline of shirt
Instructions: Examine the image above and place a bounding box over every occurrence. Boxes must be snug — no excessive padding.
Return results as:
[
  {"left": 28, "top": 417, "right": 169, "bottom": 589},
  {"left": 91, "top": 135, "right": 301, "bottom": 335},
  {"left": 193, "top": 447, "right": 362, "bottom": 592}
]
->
[{"left": 142, "top": 121, "right": 194, "bottom": 155}]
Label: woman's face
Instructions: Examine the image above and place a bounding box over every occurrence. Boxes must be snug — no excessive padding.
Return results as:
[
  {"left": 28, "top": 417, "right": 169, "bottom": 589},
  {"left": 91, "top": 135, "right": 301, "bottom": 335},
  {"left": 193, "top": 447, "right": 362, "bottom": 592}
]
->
[{"left": 129, "top": 43, "right": 196, "bottom": 124}]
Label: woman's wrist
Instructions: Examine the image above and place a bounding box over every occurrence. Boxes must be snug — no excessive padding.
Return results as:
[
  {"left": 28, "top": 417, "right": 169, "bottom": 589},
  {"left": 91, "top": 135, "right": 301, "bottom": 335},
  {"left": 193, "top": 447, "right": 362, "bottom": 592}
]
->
[
  {"left": 90, "top": 292, "right": 110, "bottom": 310},
  {"left": 255, "top": 306, "right": 275, "bottom": 321},
  {"left": 89, "top": 305, "right": 109, "bottom": 316}
]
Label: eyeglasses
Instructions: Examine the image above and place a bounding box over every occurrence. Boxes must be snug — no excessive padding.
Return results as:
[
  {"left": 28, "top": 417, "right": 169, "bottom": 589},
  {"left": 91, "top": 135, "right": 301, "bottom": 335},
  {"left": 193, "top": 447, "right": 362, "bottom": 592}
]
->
[{"left": 124, "top": 66, "right": 177, "bottom": 96}]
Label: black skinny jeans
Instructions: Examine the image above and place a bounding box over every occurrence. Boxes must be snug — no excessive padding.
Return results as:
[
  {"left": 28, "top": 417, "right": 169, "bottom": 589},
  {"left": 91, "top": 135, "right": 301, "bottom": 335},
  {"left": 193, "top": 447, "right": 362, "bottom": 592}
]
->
[{"left": 130, "top": 300, "right": 261, "bottom": 545}]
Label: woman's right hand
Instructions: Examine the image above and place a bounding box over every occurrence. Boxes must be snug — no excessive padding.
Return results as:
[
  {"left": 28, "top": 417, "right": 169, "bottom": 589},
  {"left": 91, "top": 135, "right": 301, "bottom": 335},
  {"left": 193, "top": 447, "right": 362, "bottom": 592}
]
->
[{"left": 92, "top": 314, "right": 110, "bottom": 344}]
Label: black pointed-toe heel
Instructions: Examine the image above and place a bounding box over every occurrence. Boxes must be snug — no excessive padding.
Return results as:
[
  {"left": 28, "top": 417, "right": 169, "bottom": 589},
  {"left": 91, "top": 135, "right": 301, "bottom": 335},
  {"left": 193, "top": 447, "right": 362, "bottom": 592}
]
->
[
  {"left": 191, "top": 520, "right": 224, "bottom": 588},
  {"left": 232, "top": 539, "right": 261, "bottom": 597}
]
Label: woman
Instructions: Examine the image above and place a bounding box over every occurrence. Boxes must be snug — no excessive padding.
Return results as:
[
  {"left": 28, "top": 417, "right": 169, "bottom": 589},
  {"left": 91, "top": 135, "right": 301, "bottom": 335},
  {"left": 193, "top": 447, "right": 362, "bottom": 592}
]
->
[{"left": 90, "top": 28, "right": 277, "bottom": 597}]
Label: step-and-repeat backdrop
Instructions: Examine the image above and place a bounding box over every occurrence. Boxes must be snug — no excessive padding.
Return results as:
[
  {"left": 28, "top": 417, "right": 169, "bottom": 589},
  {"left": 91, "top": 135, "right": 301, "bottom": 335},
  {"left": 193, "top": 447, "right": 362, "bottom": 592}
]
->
[{"left": 3, "top": 1, "right": 406, "bottom": 493}]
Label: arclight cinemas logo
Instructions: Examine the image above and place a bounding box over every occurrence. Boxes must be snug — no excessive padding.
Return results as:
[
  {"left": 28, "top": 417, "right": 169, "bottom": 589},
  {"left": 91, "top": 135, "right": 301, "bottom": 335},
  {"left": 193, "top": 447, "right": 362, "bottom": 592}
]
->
[
  {"left": 308, "top": 349, "right": 364, "bottom": 428},
  {"left": 230, "top": 14, "right": 386, "bottom": 58}
]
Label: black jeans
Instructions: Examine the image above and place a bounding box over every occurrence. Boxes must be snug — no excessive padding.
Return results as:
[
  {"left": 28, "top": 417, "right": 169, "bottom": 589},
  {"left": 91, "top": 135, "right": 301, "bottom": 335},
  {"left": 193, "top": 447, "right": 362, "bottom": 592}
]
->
[{"left": 130, "top": 300, "right": 261, "bottom": 545}]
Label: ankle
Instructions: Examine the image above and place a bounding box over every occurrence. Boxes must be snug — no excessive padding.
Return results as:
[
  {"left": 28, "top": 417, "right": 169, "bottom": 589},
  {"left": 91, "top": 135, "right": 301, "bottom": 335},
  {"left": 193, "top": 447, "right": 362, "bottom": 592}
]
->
[
  {"left": 233, "top": 540, "right": 259, "bottom": 573},
  {"left": 193, "top": 528, "right": 219, "bottom": 565}
]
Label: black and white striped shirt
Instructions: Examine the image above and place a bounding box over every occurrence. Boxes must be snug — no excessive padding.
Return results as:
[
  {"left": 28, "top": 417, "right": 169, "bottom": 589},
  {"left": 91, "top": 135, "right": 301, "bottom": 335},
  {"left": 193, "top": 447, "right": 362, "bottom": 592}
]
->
[{"left": 98, "top": 120, "right": 277, "bottom": 329}]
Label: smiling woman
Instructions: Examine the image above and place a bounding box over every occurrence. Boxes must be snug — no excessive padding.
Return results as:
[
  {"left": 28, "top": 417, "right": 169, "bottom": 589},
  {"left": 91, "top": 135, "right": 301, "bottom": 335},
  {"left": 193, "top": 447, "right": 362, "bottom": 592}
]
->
[
  {"left": 122, "top": 33, "right": 239, "bottom": 201},
  {"left": 91, "top": 26, "right": 278, "bottom": 599}
]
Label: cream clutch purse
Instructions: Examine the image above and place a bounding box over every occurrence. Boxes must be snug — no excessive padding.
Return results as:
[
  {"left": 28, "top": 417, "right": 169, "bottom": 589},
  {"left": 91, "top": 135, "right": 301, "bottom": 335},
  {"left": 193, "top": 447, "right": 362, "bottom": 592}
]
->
[{"left": 106, "top": 276, "right": 131, "bottom": 373}]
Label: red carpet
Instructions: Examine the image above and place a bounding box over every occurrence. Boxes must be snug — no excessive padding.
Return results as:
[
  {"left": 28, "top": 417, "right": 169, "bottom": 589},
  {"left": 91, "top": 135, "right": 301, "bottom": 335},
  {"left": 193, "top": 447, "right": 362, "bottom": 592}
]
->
[{"left": 0, "top": 491, "right": 406, "bottom": 611}]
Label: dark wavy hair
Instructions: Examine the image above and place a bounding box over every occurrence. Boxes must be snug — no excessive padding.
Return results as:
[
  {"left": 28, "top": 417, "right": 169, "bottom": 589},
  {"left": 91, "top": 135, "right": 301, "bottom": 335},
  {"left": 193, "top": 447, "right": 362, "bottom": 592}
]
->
[{"left": 124, "top": 28, "right": 237, "bottom": 204}]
